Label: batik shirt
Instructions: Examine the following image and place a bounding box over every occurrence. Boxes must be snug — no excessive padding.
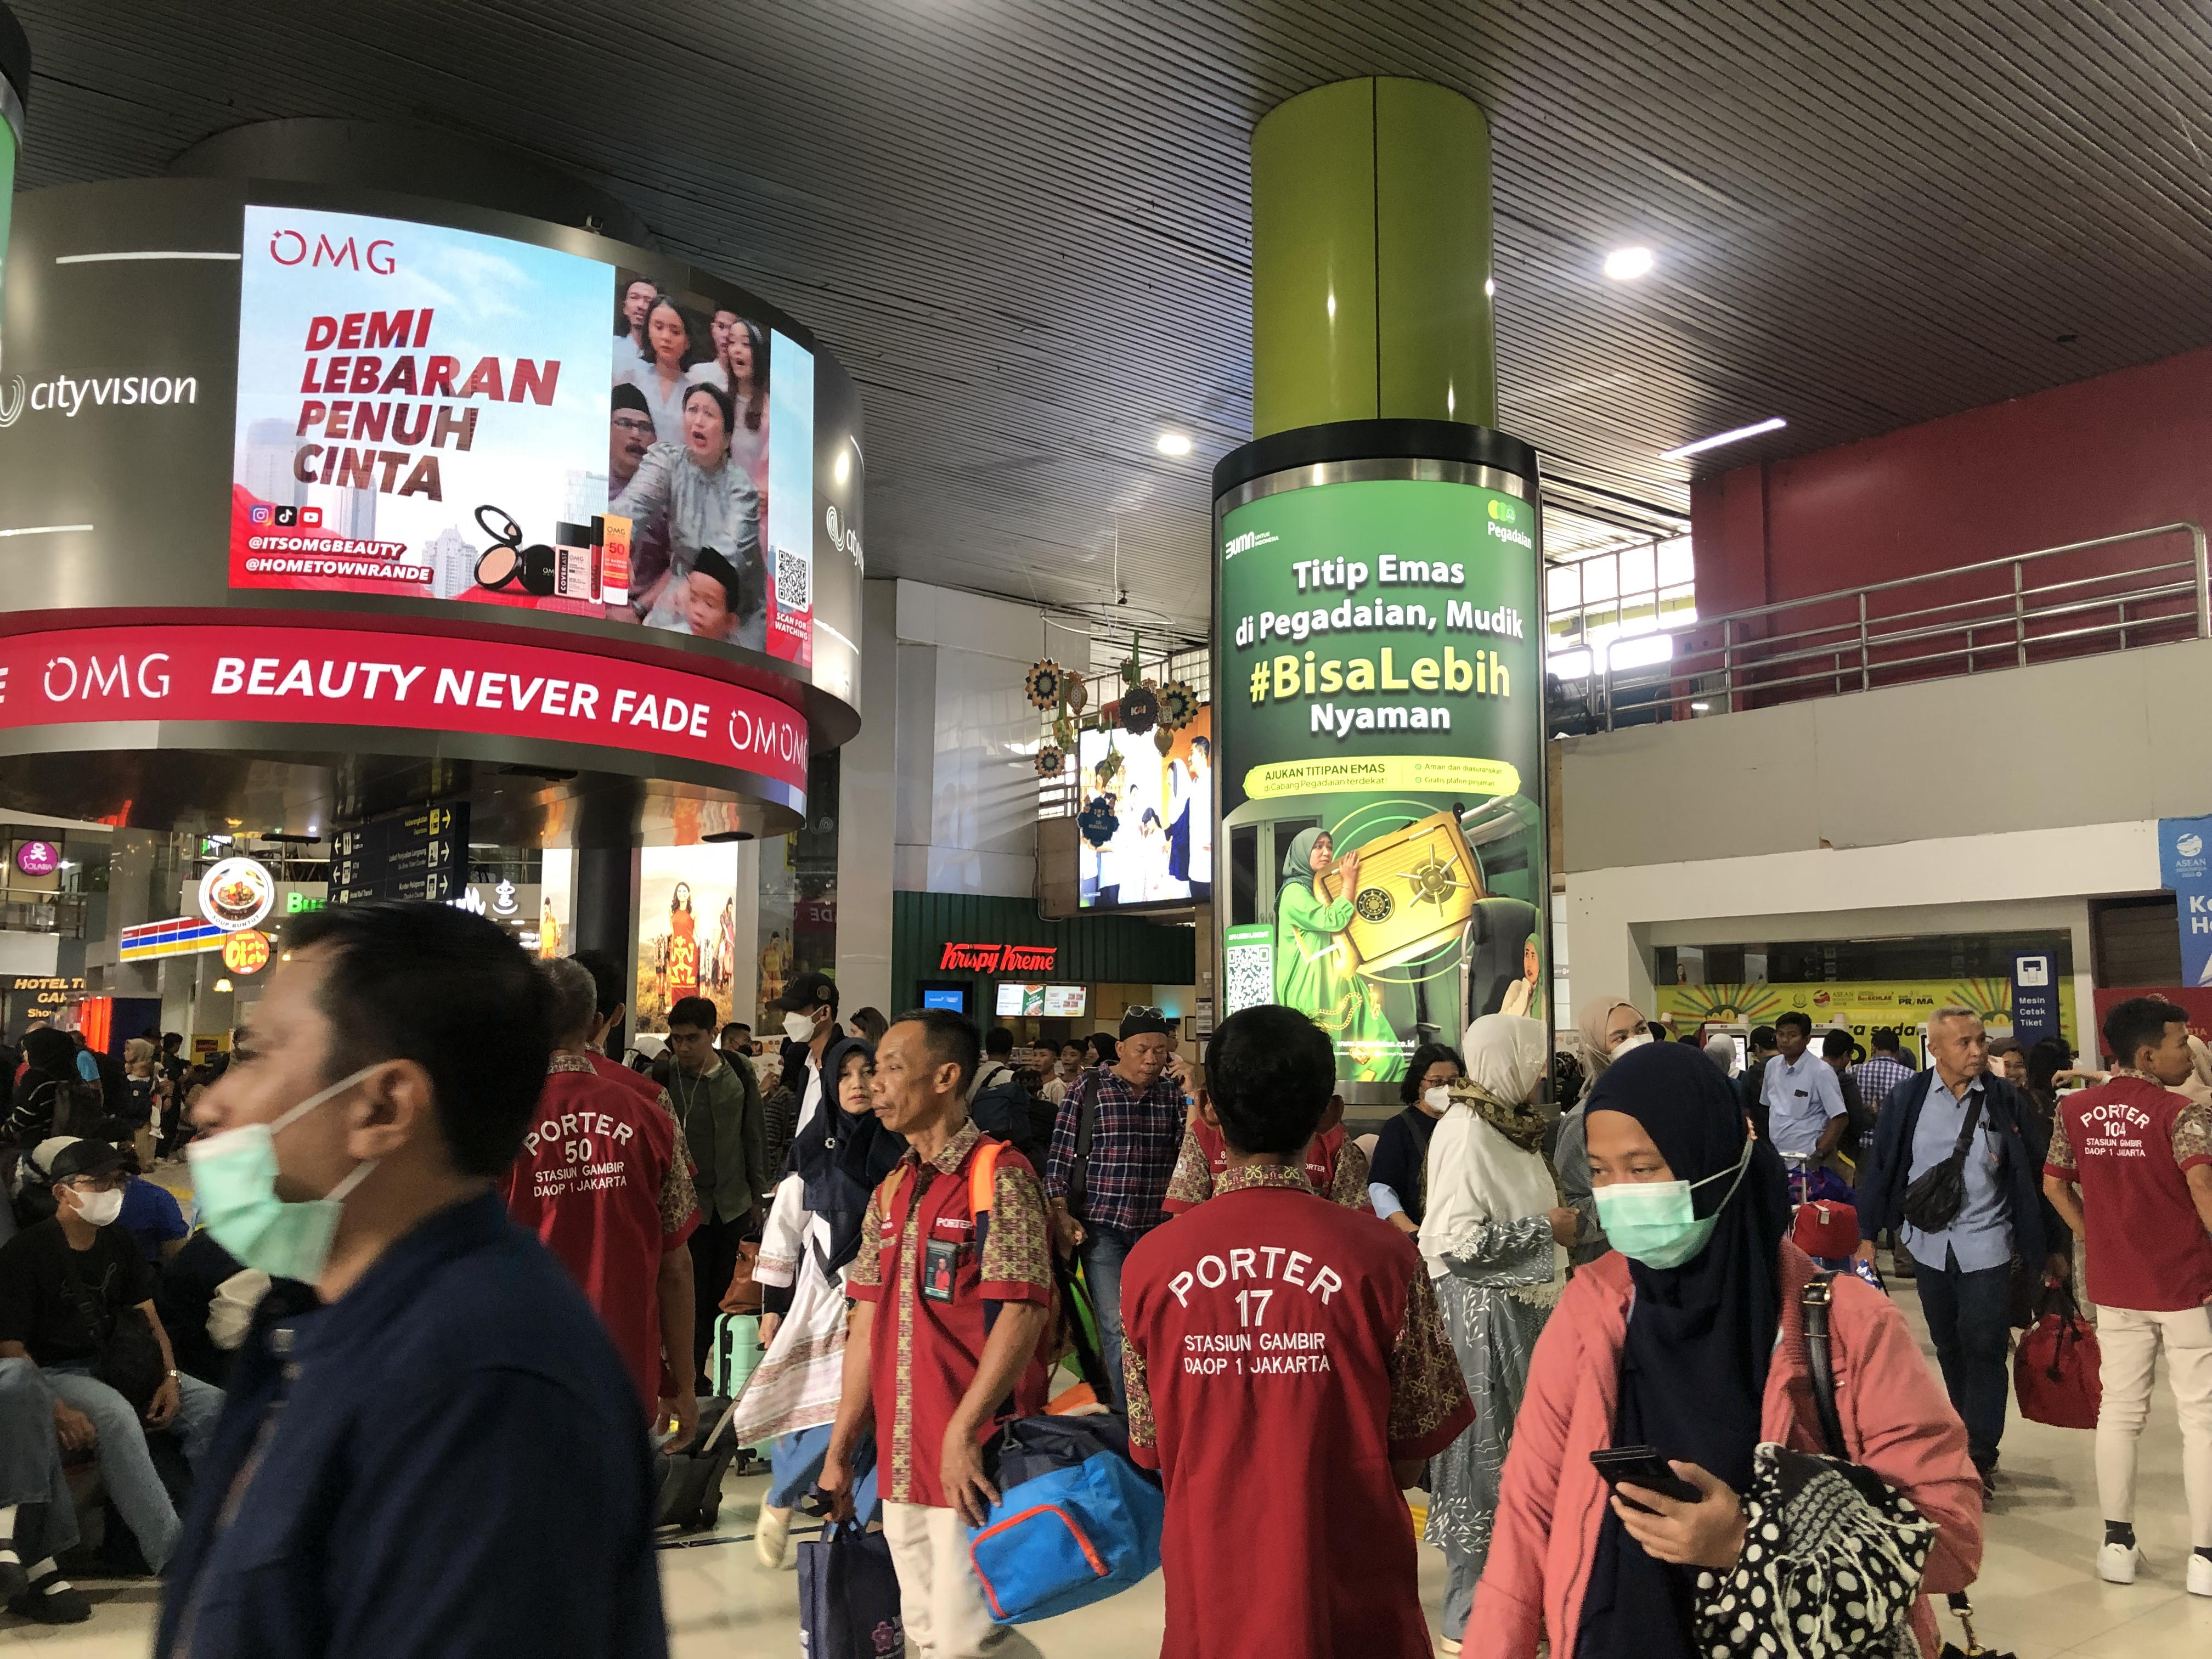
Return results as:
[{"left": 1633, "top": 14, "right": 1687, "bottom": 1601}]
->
[
  {"left": 1120, "top": 1163, "right": 1471, "bottom": 1658},
  {"left": 848, "top": 1121, "right": 1054, "bottom": 1506}
]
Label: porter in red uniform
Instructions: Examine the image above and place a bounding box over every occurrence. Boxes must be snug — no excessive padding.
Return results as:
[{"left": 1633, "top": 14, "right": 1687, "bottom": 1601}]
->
[
  {"left": 823, "top": 1010, "right": 1055, "bottom": 1659},
  {"left": 2041, "top": 996, "right": 2212, "bottom": 1586},
  {"left": 499, "top": 960, "right": 700, "bottom": 1430},
  {"left": 1162, "top": 1111, "right": 1373, "bottom": 1213},
  {"left": 1122, "top": 1006, "right": 1473, "bottom": 1659}
]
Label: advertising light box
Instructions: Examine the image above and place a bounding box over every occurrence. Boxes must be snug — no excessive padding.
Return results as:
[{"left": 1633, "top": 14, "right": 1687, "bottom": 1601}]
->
[
  {"left": 1215, "top": 475, "right": 1548, "bottom": 1086},
  {"left": 231, "top": 206, "right": 816, "bottom": 666},
  {"left": 1043, "top": 984, "right": 1088, "bottom": 1017}
]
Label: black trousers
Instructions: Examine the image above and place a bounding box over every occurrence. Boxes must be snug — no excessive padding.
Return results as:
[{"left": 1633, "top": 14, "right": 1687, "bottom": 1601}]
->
[{"left": 688, "top": 1215, "right": 750, "bottom": 1377}]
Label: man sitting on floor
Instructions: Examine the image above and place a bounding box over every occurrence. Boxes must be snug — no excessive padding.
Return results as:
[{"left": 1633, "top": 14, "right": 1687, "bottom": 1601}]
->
[{"left": 0, "top": 1138, "right": 224, "bottom": 1583}]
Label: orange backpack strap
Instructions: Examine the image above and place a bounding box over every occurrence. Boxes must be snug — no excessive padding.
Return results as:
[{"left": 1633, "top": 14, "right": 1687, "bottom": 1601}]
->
[{"left": 969, "top": 1137, "right": 1004, "bottom": 1221}]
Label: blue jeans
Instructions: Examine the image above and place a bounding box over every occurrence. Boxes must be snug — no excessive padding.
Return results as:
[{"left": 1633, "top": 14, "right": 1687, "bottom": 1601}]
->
[
  {"left": 1910, "top": 1256, "right": 2013, "bottom": 1469},
  {"left": 0, "top": 1359, "right": 77, "bottom": 1557},
  {"left": 41, "top": 1364, "right": 224, "bottom": 1572},
  {"left": 1077, "top": 1222, "right": 1155, "bottom": 1415},
  {"left": 768, "top": 1424, "right": 879, "bottom": 1523}
]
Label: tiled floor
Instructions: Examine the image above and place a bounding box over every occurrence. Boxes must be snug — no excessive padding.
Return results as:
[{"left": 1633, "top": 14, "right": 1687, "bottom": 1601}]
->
[{"left": 16, "top": 1282, "right": 2208, "bottom": 1654}]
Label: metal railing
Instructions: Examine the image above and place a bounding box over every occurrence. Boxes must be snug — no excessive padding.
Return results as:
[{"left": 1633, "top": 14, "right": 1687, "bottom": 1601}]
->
[
  {"left": 1554, "top": 522, "right": 2209, "bottom": 732},
  {"left": 0, "top": 888, "right": 88, "bottom": 938}
]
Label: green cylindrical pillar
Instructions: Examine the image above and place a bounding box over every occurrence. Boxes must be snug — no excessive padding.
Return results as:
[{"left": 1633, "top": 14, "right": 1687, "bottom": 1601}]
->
[{"left": 1250, "top": 77, "right": 1496, "bottom": 436}]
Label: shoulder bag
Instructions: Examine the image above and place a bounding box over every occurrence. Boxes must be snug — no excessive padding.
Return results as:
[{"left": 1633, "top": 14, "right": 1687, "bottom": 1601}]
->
[
  {"left": 1900, "top": 1089, "right": 1983, "bottom": 1234},
  {"left": 1804, "top": 1274, "right": 1998, "bottom": 1659}
]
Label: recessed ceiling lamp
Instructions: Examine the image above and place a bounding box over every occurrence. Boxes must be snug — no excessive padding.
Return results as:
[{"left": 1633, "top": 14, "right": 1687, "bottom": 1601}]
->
[
  {"left": 213, "top": 978, "right": 234, "bottom": 993},
  {"left": 1484, "top": 276, "right": 1496, "bottom": 297},
  {"left": 1155, "top": 430, "right": 1193, "bottom": 458},
  {"left": 1660, "top": 416, "right": 1787, "bottom": 461},
  {"left": 1602, "top": 245, "right": 1655, "bottom": 281}
]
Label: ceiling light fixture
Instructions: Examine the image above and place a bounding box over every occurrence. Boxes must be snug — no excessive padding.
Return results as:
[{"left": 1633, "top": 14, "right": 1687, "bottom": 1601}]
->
[
  {"left": 213, "top": 978, "right": 234, "bottom": 993},
  {"left": 1484, "top": 276, "right": 1496, "bottom": 298},
  {"left": 1602, "top": 246, "right": 1655, "bottom": 281},
  {"left": 1660, "top": 416, "right": 1787, "bottom": 460},
  {"left": 1155, "top": 430, "right": 1193, "bottom": 458},
  {"left": 1690, "top": 700, "right": 1712, "bottom": 712}
]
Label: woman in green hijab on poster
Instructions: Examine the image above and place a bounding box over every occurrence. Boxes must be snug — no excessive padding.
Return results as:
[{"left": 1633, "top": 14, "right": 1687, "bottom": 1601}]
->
[{"left": 1274, "top": 826, "right": 1406, "bottom": 1082}]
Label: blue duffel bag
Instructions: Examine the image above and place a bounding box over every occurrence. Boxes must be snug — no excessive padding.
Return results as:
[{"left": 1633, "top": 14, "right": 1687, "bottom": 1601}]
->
[{"left": 966, "top": 1414, "right": 1164, "bottom": 1624}]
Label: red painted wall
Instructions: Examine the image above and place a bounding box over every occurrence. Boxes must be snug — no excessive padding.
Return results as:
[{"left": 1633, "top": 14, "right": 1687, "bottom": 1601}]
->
[{"left": 1692, "top": 345, "right": 2212, "bottom": 618}]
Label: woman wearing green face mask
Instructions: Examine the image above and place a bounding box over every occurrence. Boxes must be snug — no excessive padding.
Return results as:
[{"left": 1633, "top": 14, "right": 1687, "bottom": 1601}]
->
[{"left": 1466, "top": 1042, "right": 1984, "bottom": 1659}]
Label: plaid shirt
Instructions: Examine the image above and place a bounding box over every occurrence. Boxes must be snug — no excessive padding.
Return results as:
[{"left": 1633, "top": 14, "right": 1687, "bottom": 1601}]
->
[
  {"left": 1043, "top": 1066, "right": 1188, "bottom": 1232},
  {"left": 1850, "top": 1053, "right": 1915, "bottom": 1110}
]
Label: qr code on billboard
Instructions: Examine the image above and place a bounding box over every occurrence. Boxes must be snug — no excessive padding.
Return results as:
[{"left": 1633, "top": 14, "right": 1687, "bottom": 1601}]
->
[
  {"left": 775, "top": 547, "right": 811, "bottom": 613},
  {"left": 1223, "top": 936, "right": 1273, "bottom": 1015}
]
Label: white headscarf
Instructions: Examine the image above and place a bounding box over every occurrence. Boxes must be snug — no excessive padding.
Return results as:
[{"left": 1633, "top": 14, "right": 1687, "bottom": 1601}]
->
[{"left": 1419, "top": 1014, "right": 1565, "bottom": 1301}]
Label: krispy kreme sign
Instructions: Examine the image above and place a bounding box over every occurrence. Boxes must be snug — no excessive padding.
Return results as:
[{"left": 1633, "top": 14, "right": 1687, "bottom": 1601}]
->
[
  {"left": 0, "top": 623, "right": 809, "bottom": 796},
  {"left": 939, "top": 942, "right": 1058, "bottom": 974}
]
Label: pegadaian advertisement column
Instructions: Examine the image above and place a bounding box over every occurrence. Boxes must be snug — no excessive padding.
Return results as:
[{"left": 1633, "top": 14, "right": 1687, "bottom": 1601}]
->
[
  {"left": 1214, "top": 78, "right": 1548, "bottom": 1105},
  {"left": 1214, "top": 432, "right": 1548, "bottom": 1100}
]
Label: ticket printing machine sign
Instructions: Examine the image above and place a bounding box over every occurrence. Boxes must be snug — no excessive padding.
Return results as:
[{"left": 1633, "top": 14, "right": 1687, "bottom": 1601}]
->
[{"left": 1217, "top": 477, "right": 1548, "bottom": 1085}]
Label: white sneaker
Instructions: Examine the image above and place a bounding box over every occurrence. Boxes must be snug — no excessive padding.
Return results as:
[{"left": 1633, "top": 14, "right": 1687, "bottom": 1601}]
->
[
  {"left": 1435, "top": 1640, "right": 1462, "bottom": 1656},
  {"left": 2188, "top": 1550, "right": 2212, "bottom": 1598},
  {"left": 755, "top": 1506, "right": 792, "bottom": 1570},
  {"left": 2097, "top": 1542, "right": 2140, "bottom": 1584}
]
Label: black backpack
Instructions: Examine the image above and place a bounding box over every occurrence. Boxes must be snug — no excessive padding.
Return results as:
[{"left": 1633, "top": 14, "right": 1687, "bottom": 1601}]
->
[{"left": 972, "top": 1066, "right": 1047, "bottom": 1166}]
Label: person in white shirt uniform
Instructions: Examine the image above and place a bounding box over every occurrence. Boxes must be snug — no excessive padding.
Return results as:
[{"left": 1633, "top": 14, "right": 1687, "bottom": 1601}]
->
[{"left": 1758, "top": 1011, "right": 1848, "bottom": 1168}]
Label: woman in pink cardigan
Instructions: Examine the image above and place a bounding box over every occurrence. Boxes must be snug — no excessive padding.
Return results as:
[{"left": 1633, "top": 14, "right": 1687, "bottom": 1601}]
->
[{"left": 1469, "top": 1043, "right": 1982, "bottom": 1659}]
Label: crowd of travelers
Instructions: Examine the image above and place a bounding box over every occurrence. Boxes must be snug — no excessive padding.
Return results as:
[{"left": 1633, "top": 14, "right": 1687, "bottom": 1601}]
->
[{"left": 0, "top": 900, "right": 2200, "bottom": 1656}]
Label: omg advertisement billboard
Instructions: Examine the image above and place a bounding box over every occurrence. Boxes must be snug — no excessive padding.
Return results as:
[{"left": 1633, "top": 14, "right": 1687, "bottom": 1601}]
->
[
  {"left": 231, "top": 205, "right": 816, "bottom": 665},
  {"left": 0, "top": 179, "right": 862, "bottom": 716},
  {"left": 1215, "top": 470, "right": 1547, "bottom": 1090}
]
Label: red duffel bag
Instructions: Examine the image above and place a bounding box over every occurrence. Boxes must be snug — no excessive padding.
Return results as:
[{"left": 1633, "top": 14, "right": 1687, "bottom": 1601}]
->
[{"left": 2014, "top": 1279, "right": 2101, "bottom": 1430}]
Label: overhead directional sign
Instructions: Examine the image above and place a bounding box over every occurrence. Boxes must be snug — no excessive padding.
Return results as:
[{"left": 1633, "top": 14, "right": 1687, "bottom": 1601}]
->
[{"left": 331, "top": 802, "right": 471, "bottom": 905}]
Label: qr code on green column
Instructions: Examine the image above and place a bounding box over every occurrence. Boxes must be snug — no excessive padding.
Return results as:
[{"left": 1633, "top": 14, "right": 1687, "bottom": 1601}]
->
[{"left": 1223, "top": 930, "right": 1273, "bottom": 1015}]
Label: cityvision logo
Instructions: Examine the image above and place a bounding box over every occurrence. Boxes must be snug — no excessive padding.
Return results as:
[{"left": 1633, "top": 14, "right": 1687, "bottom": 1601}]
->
[{"left": 0, "top": 369, "right": 201, "bottom": 428}]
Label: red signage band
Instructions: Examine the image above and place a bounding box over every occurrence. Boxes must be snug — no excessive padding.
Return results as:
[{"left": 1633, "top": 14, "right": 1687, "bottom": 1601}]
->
[
  {"left": 938, "top": 942, "right": 1058, "bottom": 974},
  {"left": 0, "top": 623, "right": 810, "bottom": 796}
]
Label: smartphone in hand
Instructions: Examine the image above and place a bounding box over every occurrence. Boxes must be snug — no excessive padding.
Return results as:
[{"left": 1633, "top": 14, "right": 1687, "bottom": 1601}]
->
[{"left": 1589, "top": 1445, "right": 1702, "bottom": 1511}]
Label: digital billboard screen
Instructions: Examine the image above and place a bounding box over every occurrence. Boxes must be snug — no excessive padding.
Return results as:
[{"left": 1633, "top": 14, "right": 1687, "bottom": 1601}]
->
[
  {"left": 1216, "top": 476, "right": 1547, "bottom": 1087},
  {"left": 1076, "top": 704, "right": 1210, "bottom": 910},
  {"left": 230, "top": 206, "right": 816, "bottom": 665}
]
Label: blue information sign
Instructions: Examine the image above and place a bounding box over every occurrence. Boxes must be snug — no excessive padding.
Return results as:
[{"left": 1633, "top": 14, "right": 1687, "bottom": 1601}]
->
[{"left": 2158, "top": 814, "right": 2212, "bottom": 988}]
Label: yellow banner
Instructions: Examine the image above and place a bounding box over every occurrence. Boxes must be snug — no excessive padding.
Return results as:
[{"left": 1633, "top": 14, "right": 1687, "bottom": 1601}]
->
[
  {"left": 1658, "top": 978, "right": 2078, "bottom": 1048},
  {"left": 1242, "top": 754, "right": 1520, "bottom": 801}
]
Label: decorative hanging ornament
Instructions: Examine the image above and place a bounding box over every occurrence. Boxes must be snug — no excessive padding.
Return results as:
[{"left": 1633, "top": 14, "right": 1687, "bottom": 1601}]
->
[
  {"left": 1077, "top": 795, "right": 1121, "bottom": 849},
  {"left": 1156, "top": 679, "right": 1199, "bottom": 731},
  {"left": 1063, "top": 672, "right": 1087, "bottom": 714},
  {"left": 1154, "top": 726, "right": 1176, "bottom": 757},
  {"left": 1119, "top": 683, "right": 1160, "bottom": 736},
  {"left": 1052, "top": 716, "right": 1076, "bottom": 750},
  {"left": 1035, "top": 745, "right": 1064, "bottom": 777},
  {"left": 1096, "top": 745, "right": 1125, "bottom": 786},
  {"left": 1024, "top": 659, "right": 1064, "bottom": 709}
]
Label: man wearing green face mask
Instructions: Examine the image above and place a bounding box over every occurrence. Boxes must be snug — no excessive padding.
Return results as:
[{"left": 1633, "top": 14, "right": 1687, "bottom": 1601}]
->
[{"left": 155, "top": 901, "right": 670, "bottom": 1659}]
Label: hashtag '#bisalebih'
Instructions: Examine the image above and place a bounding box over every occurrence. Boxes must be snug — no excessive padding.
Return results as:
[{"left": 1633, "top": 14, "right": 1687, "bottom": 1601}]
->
[{"left": 1248, "top": 661, "right": 1269, "bottom": 703}]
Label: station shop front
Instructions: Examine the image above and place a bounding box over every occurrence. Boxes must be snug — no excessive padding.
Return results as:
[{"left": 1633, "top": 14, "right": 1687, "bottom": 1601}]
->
[
  {"left": 890, "top": 893, "right": 1198, "bottom": 1051},
  {"left": 0, "top": 144, "right": 865, "bottom": 1049}
]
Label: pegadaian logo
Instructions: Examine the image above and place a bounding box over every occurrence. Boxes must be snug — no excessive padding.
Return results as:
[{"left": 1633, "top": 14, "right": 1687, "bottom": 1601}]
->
[{"left": 2180, "top": 832, "right": 2204, "bottom": 859}]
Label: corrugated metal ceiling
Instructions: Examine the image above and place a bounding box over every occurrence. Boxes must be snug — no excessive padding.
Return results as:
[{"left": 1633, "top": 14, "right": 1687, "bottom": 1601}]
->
[{"left": 14, "top": 0, "right": 2212, "bottom": 637}]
